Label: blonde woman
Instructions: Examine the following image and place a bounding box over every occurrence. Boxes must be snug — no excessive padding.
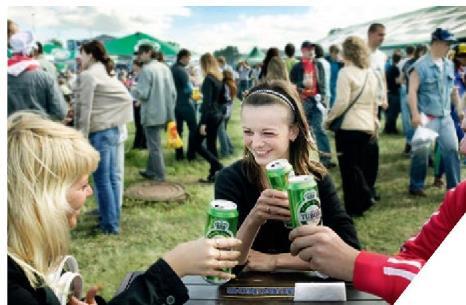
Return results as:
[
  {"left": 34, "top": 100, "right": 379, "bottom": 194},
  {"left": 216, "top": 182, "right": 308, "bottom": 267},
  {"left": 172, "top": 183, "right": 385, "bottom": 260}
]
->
[
  {"left": 265, "top": 56, "right": 290, "bottom": 83},
  {"left": 7, "top": 111, "right": 241, "bottom": 305},
  {"left": 325, "top": 36, "right": 380, "bottom": 217},
  {"left": 193, "top": 53, "right": 224, "bottom": 183}
]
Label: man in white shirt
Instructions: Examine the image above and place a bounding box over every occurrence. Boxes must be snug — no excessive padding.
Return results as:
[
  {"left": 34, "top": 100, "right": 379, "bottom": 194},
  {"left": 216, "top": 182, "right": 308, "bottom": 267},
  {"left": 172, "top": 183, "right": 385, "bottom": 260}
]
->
[{"left": 365, "top": 23, "right": 388, "bottom": 202}]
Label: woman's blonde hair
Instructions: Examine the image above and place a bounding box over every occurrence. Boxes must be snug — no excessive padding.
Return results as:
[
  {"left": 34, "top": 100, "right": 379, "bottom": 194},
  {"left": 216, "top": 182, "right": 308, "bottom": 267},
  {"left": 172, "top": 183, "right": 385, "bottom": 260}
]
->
[
  {"left": 241, "top": 80, "right": 327, "bottom": 189},
  {"left": 7, "top": 111, "right": 99, "bottom": 288},
  {"left": 265, "top": 56, "right": 290, "bottom": 82},
  {"left": 200, "top": 53, "right": 223, "bottom": 81},
  {"left": 342, "top": 36, "right": 370, "bottom": 69}
]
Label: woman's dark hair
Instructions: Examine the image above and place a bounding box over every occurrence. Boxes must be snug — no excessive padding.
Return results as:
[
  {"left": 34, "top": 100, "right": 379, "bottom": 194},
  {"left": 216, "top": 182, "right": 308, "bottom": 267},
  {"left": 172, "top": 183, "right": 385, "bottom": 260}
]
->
[
  {"left": 241, "top": 80, "right": 326, "bottom": 188},
  {"left": 284, "top": 43, "right": 295, "bottom": 58},
  {"left": 414, "top": 44, "right": 428, "bottom": 60},
  {"left": 314, "top": 44, "right": 325, "bottom": 59},
  {"left": 132, "top": 59, "right": 143, "bottom": 67},
  {"left": 223, "top": 70, "right": 237, "bottom": 99},
  {"left": 80, "top": 40, "right": 113, "bottom": 75},
  {"left": 259, "top": 47, "right": 280, "bottom": 80}
]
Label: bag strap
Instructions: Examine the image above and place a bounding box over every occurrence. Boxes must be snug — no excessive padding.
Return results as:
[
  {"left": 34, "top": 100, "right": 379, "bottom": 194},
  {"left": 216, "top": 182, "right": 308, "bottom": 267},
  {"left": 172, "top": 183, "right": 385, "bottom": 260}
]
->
[{"left": 336, "top": 71, "right": 369, "bottom": 119}]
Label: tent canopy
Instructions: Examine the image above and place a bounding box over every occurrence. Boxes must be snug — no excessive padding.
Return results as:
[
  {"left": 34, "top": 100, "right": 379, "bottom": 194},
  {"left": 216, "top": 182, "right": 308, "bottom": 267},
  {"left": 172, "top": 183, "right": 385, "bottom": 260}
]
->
[
  {"left": 246, "top": 46, "right": 265, "bottom": 65},
  {"left": 104, "top": 32, "right": 179, "bottom": 57}
]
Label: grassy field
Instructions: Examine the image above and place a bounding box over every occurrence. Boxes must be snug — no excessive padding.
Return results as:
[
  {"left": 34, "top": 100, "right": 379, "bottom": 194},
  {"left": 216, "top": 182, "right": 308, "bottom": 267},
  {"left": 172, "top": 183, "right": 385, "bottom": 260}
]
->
[{"left": 71, "top": 101, "right": 466, "bottom": 299}]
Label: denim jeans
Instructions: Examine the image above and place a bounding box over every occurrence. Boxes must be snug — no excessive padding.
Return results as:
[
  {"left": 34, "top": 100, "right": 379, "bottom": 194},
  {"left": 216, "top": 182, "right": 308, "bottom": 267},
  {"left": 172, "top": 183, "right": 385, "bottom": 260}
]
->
[
  {"left": 217, "top": 117, "right": 234, "bottom": 156},
  {"left": 409, "top": 115, "right": 460, "bottom": 191},
  {"left": 144, "top": 125, "right": 166, "bottom": 181},
  {"left": 303, "top": 97, "right": 332, "bottom": 164},
  {"left": 89, "top": 127, "right": 120, "bottom": 234},
  {"left": 400, "top": 85, "right": 414, "bottom": 143}
]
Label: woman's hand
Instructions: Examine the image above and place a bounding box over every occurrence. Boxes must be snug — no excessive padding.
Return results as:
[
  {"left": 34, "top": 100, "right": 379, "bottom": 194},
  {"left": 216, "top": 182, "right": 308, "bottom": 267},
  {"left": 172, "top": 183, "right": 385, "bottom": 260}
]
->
[
  {"left": 243, "top": 250, "right": 277, "bottom": 272},
  {"left": 199, "top": 124, "right": 207, "bottom": 136},
  {"left": 163, "top": 238, "right": 242, "bottom": 280},
  {"left": 248, "top": 189, "right": 291, "bottom": 225},
  {"left": 68, "top": 286, "right": 99, "bottom": 305}
]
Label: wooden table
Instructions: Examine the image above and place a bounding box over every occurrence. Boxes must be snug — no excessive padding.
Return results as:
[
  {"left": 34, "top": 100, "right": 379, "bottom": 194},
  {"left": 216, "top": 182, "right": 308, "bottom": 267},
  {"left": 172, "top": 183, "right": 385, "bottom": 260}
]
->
[{"left": 183, "top": 271, "right": 388, "bottom": 305}]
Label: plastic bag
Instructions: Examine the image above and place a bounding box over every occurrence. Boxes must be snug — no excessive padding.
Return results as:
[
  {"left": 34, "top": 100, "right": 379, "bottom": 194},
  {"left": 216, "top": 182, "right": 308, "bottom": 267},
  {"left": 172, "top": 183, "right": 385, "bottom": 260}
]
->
[
  {"left": 166, "top": 121, "right": 183, "bottom": 149},
  {"left": 411, "top": 126, "right": 439, "bottom": 152}
]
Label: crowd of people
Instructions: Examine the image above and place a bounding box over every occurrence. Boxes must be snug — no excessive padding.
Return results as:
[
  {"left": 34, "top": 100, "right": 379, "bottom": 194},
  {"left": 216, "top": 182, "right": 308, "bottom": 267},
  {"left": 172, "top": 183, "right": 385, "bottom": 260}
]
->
[{"left": 7, "top": 16, "right": 466, "bottom": 305}]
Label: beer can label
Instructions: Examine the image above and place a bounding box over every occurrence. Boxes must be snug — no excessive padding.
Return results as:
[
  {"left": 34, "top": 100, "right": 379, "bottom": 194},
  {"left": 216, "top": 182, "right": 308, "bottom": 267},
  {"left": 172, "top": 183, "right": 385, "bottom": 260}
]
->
[{"left": 297, "top": 189, "right": 321, "bottom": 226}]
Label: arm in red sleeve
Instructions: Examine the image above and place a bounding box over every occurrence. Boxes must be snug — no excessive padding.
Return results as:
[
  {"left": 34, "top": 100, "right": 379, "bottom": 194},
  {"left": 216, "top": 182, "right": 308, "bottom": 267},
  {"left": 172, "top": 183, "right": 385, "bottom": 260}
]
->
[{"left": 353, "top": 182, "right": 466, "bottom": 304}]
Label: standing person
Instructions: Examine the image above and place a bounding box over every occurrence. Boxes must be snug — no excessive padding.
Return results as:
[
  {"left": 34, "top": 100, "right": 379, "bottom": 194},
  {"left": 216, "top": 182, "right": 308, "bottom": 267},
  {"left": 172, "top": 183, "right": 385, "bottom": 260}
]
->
[
  {"left": 217, "top": 55, "right": 234, "bottom": 73},
  {"left": 8, "top": 31, "right": 67, "bottom": 120},
  {"left": 258, "top": 47, "right": 280, "bottom": 81},
  {"left": 326, "top": 44, "right": 344, "bottom": 108},
  {"left": 399, "top": 45, "right": 416, "bottom": 154},
  {"left": 192, "top": 53, "right": 224, "bottom": 183},
  {"left": 283, "top": 43, "right": 298, "bottom": 74},
  {"left": 314, "top": 44, "right": 332, "bottom": 106},
  {"left": 33, "top": 41, "right": 58, "bottom": 79},
  {"left": 368, "top": 23, "right": 389, "bottom": 118},
  {"left": 132, "top": 42, "right": 177, "bottom": 182},
  {"left": 384, "top": 53, "right": 402, "bottom": 134},
  {"left": 290, "top": 41, "right": 335, "bottom": 169},
  {"left": 408, "top": 28, "right": 462, "bottom": 196},
  {"left": 130, "top": 60, "right": 147, "bottom": 150},
  {"left": 325, "top": 36, "right": 380, "bottom": 217},
  {"left": 237, "top": 61, "right": 251, "bottom": 99},
  {"left": 172, "top": 48, "right": 197, "bottom": 161},
  {"left": 367, "top": 23, "right": 387, "bottom": 201},
  {"left": 74, "top": 40, "right": 133, "bottom": 234},
  {"left": 401, "top": 44, "right": 428, "bottom": 154},
  {"left": 217, "top": 70, "right": 237, "bottom": 157},
  {"left": 289, "top": 180, "right": 466, "bottom": 305},
  {"left": 7, "top": 111, "right": 242, "bottom": 305},
  {"left": 215, "top": 80, "right": 360, "bottom": 272}
]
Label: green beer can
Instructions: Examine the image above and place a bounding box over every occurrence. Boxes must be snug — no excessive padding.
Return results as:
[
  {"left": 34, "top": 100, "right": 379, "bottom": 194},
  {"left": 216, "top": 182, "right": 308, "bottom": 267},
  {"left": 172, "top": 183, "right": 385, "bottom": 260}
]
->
[
  {"left": 266, "top": 159, "right": 294, "bottom": 191},
  {"left": 287, "top": 175, "right": 322, "bottom": 228},
  {"left": 266, "top": 159, "right": 294, "bottom": 228},
  {"left": 204, "top": 199, "right": 238, "bottom": 285}
]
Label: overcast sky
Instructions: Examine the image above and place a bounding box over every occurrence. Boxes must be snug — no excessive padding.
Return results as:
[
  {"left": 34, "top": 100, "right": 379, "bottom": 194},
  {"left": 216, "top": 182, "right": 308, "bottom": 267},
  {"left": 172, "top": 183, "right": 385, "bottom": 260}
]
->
[{"left": 8, "top": 4, "right": 435, "bottom": 54}]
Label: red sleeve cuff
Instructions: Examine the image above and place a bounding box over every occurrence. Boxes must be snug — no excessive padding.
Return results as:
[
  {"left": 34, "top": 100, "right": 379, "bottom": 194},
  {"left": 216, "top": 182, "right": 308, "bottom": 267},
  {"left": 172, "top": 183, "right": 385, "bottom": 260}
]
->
[{"left": 353, "top": 251, "right": 392, "bottom": 302}]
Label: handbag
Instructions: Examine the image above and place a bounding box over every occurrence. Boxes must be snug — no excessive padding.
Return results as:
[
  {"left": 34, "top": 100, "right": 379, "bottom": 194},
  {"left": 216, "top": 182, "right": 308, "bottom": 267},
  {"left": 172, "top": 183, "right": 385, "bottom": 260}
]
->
[{"left": 328, "top": 72, "right": 369, "bottom": 132}]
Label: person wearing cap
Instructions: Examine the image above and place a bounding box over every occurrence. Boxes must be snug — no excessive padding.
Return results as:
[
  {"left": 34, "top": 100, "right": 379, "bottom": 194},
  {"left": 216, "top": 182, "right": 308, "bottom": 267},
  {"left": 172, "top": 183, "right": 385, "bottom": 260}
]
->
[
  {"left": 7, "top": 31, "right": 67, "bottom": 121},
  {"left": 290, "top": 40, "right": 335, "bottom": 169},
  {"left": 131, "top": 41, "right": 177, "bottom": 182},
  {"left": 408, "top": 28, "right": 463, "bottom": 196}
]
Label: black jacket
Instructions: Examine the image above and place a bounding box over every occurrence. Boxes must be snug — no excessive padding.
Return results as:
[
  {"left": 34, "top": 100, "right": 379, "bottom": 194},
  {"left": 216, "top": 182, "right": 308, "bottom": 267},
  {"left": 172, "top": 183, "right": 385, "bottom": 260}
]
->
[
  {"left": 214, "top": 160, "right": 361, "bottom": 254},
  {"left": 8, "top": 256, "right": 188, "bottom": 305},
  {"left": 199, "top": 74, "right": 223, "bottom": 124},
  {"left": 171, "top": 62, "right": 192, "bottom": 108},
  {"left": 289, "top": 59, "right": 327, "bottom": 98}
]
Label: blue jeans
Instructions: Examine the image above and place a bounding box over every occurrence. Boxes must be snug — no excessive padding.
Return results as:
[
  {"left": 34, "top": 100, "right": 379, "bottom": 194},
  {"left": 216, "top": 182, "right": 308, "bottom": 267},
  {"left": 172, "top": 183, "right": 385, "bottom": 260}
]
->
[
  {"left": 303, "top": 97, "right": 332, "bottom": 164},
  {"left": 409, "top": 116, "right": 461, "bottom": 191},
  {"left": 217, "top": 117, "right": 234, "bottom": 156},
  {"left": 400, "top": 85, "right": 414, "bottom": 143},
  {"left": 89, "top": 127, "right": 120, "bottom": 233},
  {"left": 144, "top": 125, "right": 166, "bottom": 181}
]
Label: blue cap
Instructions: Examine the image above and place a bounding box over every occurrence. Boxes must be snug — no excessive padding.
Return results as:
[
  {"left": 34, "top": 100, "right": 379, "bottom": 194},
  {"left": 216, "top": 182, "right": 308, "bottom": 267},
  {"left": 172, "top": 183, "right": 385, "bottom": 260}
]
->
[{"left": 431, "top": 28, "right": 456, "bottom": 43}]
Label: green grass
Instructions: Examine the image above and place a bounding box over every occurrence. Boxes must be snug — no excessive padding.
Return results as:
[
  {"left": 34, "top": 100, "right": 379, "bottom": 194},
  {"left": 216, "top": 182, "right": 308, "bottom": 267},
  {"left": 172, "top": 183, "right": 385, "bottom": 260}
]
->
[{"left": 71, "top": 102, "right": 466, "bottom": 299}]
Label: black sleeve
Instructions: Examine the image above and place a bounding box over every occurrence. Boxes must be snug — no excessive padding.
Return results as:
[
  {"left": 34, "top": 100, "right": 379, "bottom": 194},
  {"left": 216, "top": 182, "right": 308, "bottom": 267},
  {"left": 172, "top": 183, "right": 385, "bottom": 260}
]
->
[
  {"left": 109, "top": 259, "right": 189, "bottom": 305},
  {"left": 318, "top": 175, "right": 361, "bottom": 250},
  {"left": 8, "top": 284, "right": 42, "bottom": 305},
  {"left": 199, "top": 76, "right": 214, "bottom": 124},
  {"left": 317, "top": 61, "right": 326, "bottom": 97}
]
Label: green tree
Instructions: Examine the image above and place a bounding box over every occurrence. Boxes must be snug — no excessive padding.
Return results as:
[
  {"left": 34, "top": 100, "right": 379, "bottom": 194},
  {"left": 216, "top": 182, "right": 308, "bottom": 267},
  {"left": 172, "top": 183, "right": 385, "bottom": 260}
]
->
[
  {"left": 213, "top": 46, "right": 241, "bottom": 66},
  {"left": 48, "top": 38, "right": 63, "bottom": 48}
]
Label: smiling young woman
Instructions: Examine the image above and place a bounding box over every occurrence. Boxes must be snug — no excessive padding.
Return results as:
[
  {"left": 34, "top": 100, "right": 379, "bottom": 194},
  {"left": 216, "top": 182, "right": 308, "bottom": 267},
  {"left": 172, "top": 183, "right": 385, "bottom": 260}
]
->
[{"left": 214, "top": 80, "right": 360, "bottom": 273}]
